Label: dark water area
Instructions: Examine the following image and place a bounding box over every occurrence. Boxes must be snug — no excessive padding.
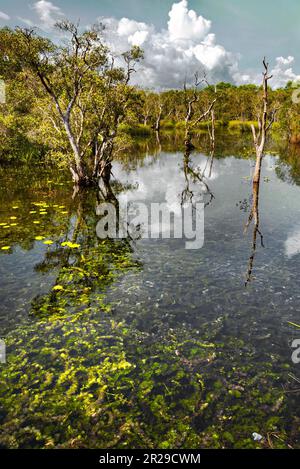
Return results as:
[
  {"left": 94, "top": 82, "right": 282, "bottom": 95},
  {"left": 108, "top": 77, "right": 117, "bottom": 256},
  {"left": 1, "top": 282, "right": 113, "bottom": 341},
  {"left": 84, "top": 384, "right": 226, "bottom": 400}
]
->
[{"left": 0, "top": 134, "right": 300, "bottom": 448}]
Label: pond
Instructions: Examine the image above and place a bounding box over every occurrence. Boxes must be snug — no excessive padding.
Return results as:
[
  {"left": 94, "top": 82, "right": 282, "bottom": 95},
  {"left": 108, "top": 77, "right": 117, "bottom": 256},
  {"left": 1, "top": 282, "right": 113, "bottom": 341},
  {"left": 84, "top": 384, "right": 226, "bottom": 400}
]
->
[{"left": 0, "top": 133, "right": 299, "bottom": 449}]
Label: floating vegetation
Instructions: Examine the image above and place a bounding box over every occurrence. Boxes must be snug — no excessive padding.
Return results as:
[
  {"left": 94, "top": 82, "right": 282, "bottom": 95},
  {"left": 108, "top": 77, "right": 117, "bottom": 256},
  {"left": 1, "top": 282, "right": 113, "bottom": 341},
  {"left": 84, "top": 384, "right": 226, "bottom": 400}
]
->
[
  {"left": 0, "top": 151, "right": 299, "bottom": 449},
  {"left": 0, "top": 312, "right": 292, "bottom": 449}
]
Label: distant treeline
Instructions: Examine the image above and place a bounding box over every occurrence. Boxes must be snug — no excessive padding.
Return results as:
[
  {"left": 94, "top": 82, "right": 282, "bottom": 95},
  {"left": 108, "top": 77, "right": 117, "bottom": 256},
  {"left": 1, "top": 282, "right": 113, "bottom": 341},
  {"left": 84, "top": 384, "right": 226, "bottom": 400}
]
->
[
  {"left": 129, "top": 83, "right": 300, "bottom": 141},
  {"left": 0, "top": 25, "right": 299, "bottom": 168}
]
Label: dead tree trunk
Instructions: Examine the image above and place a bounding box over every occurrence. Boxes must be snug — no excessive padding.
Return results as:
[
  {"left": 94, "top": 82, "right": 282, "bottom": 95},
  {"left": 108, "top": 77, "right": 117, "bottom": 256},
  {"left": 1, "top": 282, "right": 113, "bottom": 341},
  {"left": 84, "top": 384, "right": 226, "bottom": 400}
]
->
[
  {"left": 251, "top": 58, "right": 276, "bottom": 183},
  {"left": 183, "top": 73, "right": 217, "bottom": 151},
  {"left": 245, "top": 58, "right": 277, "bottom": 285}
]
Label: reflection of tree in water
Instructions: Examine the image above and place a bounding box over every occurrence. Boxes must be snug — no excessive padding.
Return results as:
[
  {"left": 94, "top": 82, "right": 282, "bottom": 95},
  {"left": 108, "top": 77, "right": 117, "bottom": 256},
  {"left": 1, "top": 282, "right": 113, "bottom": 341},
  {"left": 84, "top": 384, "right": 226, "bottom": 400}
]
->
[
  {"left": 244, "top": 177, "right": 264, "bottom": 286},
  {"left": 31, "top": 181, "right": 141, "bottom": 318},
  {"left": 275, "top": 143, "right": 300, "bottom": 186},
  {"left": 181, "top": 110, "right": 216, "bottom": 208},
  {"left": 244, "top": 139, "right": 300, "bottom": 285},
  {"left": 181, "top": 149, "right": 215, "bottom": 208}
]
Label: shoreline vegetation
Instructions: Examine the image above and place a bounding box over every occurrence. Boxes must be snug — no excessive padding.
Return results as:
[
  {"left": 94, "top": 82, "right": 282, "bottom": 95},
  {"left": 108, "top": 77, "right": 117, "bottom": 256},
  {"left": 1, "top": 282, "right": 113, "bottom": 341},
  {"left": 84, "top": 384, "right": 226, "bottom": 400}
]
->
[
  {"left": 0, "top": 24, "right": 300, "bottom": 172},
  {"left": 0, "top": 118, "right": 297, "bottom": 165}
]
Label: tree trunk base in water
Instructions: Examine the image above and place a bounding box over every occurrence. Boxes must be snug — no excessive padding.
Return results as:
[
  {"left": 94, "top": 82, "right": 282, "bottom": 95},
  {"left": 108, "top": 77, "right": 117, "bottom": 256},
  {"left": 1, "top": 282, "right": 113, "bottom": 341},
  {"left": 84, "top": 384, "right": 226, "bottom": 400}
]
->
[
  {"left": 70, "top": 161, "right": 112, "bottom": 197},
  {"left": 71, "top": 176, "right": 98, "bottom": 199},
  {"left": 184, "top": 141, "right": 195, "bottom": 151},
  {"left": 73, "top": 175, "right": 98, "bottom": 188}
]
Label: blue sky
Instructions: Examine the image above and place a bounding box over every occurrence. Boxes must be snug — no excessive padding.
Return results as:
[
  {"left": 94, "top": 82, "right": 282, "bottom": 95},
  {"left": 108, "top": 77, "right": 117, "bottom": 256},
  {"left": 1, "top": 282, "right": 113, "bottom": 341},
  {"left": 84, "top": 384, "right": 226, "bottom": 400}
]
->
[{"left": 0, "top": 0, "right": 299, "bottom": 88}]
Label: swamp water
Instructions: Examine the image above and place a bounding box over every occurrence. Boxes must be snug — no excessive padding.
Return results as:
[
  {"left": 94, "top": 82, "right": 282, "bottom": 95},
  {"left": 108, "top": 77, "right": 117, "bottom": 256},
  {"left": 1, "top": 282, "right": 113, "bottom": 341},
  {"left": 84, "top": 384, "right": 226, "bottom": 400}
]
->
[{"left": 0, "top": 134, "right": 299, "bottom": 448}]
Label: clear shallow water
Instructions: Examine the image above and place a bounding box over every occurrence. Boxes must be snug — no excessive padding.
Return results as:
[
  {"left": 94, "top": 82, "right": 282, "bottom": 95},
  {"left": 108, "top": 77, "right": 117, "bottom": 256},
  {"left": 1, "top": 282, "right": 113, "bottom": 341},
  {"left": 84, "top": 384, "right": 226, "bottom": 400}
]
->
[{"left": 0, "top": 137, "right": 300, "bottom": 448}]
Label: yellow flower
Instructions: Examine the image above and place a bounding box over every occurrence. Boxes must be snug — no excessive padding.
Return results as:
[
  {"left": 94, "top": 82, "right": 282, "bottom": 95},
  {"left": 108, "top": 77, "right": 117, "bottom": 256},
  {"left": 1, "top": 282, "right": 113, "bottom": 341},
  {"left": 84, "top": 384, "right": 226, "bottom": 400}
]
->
[
  {"left": 1, "top": 246, "right": 11, "bottom": 251},
  {"left": 61, "top": 241, "right": 80, "bottom": 249},
  {"left": 35, "top": 236, "right": 45, "bottom": 241},
  {"left": 53, "top": 285, "right": 64, "bottom": 291},
  {"left": 43, "top": 240, "right": 53, "bottom": 245}
]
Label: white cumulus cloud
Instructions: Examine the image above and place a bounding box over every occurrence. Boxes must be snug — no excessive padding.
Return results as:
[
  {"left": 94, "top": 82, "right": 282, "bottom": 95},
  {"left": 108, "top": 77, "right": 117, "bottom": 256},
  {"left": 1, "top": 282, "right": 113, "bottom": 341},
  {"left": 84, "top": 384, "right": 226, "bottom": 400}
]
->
[
  {"left": 101, "top": 0, "right": 239, "bottom": 89},
  {"left": 0, "top": 11, "right": 10, "bottom": 21},
  {"left": 235, "top": 56, "right": 300, "bottom": 89},
  {"left": 167, "top": 0, "right": 211, "bottom": 42},
  {"left": 19, "top": 1, "right": 64, "bottom": 31},
  {"left": 33, "top": 0, "right": 64, "bottom": 30},
  {"left": 270, "top": 56, "right": 300, "bottom": 88},
  {"left": 16, "top": 0, "right": 300, "bottom": 90}
]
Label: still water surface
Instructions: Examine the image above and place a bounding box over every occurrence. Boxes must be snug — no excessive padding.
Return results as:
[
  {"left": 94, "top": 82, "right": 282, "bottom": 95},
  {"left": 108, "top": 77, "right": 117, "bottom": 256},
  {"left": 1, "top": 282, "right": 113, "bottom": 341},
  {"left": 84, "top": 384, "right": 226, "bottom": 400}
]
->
[{"left": 0, "top": 136, "right": 299, "bottom": 448}]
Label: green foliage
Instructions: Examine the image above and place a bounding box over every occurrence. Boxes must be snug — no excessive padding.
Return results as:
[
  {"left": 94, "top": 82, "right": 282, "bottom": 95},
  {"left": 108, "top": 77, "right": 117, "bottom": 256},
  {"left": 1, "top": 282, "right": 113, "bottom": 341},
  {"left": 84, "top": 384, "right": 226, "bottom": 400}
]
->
[
  {"left": 0, "top": 24, "right": 143, "bottom": 177},
  {"left": 0, "top": 311, "right": 291, "bottom": 449}
]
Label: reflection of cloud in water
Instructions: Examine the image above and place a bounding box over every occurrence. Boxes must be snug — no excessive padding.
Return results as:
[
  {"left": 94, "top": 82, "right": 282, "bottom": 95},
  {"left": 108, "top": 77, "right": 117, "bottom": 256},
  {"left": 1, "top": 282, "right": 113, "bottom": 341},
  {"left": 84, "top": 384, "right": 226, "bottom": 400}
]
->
[
  {"left": 285, "top": 227, "right": 300, "bottom": 258},
  {"left": 264, "top": 154, "right": 278, "bottom": 172},
  {"left": 114, "top": 152, "right": 222, "bottom": 214}
]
